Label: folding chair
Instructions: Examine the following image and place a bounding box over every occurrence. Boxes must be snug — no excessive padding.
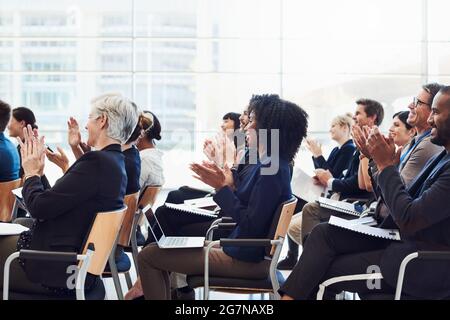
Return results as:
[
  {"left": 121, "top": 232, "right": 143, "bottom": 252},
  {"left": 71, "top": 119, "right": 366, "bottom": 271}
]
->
[
  {"left": 187, "top": 196, "right": 298, "bottom": 300},
  {"left": 3, "top": 206, "right": 127, "bottom": 300},
  {"left": 102, "top": 192, "right": 139, "bottom": 300},
  {"left": 126, "top": 185, "right": 161, "bottom": 277},
  {"left": 316, "top": 251, "right": 450, "bottom": 300}
]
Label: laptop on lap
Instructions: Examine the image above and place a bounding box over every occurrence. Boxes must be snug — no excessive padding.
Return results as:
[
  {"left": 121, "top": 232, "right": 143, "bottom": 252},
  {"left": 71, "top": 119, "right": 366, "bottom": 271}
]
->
[{"left": 149, "top": 214, "right": 205, "bottom": 249}]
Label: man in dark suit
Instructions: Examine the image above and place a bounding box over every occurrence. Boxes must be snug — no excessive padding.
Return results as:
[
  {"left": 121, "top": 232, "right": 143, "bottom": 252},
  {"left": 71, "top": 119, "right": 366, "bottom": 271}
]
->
[{"left": 279, "top": 86, "right": 450, "bottom": 300}]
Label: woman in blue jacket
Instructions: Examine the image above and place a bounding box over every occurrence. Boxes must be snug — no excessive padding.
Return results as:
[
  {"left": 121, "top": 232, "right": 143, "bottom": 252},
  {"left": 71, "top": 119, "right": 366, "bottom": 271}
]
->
[{"left": 136, "top": 94, "right": 309, "bottom": 299}]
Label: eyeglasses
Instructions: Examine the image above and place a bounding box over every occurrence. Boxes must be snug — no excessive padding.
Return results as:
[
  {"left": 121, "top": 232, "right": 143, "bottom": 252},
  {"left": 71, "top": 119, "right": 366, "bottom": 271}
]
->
[{"left": 413, "top": 97, "right": 431, "bottom": 108}]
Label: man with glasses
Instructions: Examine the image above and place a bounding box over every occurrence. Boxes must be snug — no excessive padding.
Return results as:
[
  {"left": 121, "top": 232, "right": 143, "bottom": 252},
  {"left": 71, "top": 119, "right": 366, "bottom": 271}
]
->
[{"left": 399, "top": 83, "right": 445, "bottom": 185}]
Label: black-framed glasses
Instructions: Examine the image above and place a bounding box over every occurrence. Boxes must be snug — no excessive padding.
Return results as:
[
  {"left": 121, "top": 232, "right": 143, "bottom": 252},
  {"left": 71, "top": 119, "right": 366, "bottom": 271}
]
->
[{"left": 413, "top": 97, "right": 431, "bottom": 108}]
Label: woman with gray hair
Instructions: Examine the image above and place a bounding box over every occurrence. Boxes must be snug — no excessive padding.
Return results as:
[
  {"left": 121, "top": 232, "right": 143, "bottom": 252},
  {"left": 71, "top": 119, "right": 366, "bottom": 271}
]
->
[{"left": 0, "top": 93, "right": 138, "bottom": 298}]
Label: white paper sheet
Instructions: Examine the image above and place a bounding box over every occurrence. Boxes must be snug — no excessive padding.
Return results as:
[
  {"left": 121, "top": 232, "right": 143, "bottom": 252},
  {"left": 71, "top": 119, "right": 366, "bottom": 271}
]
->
[
  {"left": 329, "top": 216, "right": 401, "bottom": 241},
  {"left": 291, "top": 167, "right": 326, "bottom": 203},
  {"left": 0, "top": 223, "right": 29, "bottom": 236}
]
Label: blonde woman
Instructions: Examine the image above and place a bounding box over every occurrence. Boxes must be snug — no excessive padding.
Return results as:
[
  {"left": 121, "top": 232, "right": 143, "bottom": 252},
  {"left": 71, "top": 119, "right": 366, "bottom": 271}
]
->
[{"left": 278, "top": 113, "right": 355, "bottom": 270}]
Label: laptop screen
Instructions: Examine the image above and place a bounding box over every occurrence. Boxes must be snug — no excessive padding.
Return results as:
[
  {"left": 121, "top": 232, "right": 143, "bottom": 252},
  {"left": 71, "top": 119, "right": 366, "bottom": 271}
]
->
[{"left": 149, "top": 215, "right": 164, "bottom": 242}]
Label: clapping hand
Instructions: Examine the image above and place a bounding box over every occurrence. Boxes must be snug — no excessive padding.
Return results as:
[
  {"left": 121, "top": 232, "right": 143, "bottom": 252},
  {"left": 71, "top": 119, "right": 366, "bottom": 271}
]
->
[
  {"left": 313, "top": 168, "right": 333, "bottom": 187},
  {"left": 216, "top": 132, "right": 236, "bottom": 168},
  {"left": 190, "top": 161, "right": 234, "bottom": 190},
  {"left": 68, "top": 117, "right": 82, "bottom": 148},
  {"left": 203, "top": 133, "right": 236, "bottom": 168},
  {"left": 305, "top": 137, "right": 322, "bottom": 158},
  {"left": 352, "top": 125, "right": 372, "bottom": 158},
  {"left": 203, "top": 139, "right": 217, "bottom": 163},
  {"left": 367, "top": 127, "right": 402, "bottom": 172},
  {"left": 17, "top": 125, "right": 46, "bottom": 177},
  {"left": 46, "top": 146, "right": 70, "bottom": 173},
  {"left": 79, "top": 141, "right": 91, "bottom": 153}
]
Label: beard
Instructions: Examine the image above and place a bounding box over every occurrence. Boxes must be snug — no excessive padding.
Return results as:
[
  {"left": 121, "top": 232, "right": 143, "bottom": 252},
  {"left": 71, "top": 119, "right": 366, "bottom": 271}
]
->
[{"left": 430, "top": 118, "right": 450, "bottom": 146}]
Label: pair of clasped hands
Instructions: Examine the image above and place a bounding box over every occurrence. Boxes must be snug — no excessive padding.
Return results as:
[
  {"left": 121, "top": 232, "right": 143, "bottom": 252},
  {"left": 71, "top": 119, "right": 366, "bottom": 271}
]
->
[
  {"left": 310, "top": 126, "right": 402, "bottom": 187},
  {"left": 190, "top": 132, "right": 237, "bottom": 191}
]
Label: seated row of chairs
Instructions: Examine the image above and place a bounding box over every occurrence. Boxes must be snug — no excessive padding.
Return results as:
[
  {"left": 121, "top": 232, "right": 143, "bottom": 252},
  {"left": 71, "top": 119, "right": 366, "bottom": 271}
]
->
[
  {"left": 1, "top": 178, "right": 299, "bottom": 300},
  {"left": 4, "top": 177, "right": 446, "bottom": 300}
]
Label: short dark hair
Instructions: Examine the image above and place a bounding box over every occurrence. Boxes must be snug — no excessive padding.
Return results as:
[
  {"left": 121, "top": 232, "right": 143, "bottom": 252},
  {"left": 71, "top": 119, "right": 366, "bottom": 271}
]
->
[
  {"left": 222, "top": 112, "right": 241, "bottom": 131},
  {"left": 12, "top": 107, "right": 38, "bottom": 129},
  {"left": 250, "top": 94, "right": 308, "bottom": 162},
  {"left": 0, "top": 100, "right": 11, "bottom": 132},
  {"left": 438, "top": 86, "right": 450, "bottom": 107},
  {"left": 356, "top": 98, "right": 384, "bottom": 126},
  {"left": 423, "top": 83, "right": 444, "bottom": 105},
  {"left": 393, "top": 111, "right": 413, "bottom": 130}
]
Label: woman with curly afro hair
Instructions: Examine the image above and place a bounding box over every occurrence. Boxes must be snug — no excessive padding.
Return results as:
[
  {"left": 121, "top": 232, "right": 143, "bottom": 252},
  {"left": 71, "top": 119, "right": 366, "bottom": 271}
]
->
[{"left": 135, "top": 94, "right": 308, "bottom": 300}]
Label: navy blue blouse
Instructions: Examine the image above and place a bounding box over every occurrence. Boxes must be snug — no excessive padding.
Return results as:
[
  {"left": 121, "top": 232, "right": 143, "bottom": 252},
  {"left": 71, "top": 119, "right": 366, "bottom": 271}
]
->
[
  {"left": 123, "top": 146, "right": 141, "bottom": 195},
  {"left": 312, "top": 139, "right": 355, "bottom": 178},
  {"left": 213, "top": 156, "right": 292, "bottom": 262}
]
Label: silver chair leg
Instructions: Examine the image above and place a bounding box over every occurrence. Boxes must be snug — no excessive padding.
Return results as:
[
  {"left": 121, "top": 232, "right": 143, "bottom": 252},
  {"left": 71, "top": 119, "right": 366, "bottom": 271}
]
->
[
  {"left": 130, "top": 211, "right": 142, "bottom": 278},
  {"left": 108, "top": 252, "right": 124, "bottom": 300},
  {"left": 124, "top": 271, "right": 133, "bottom": 290}
]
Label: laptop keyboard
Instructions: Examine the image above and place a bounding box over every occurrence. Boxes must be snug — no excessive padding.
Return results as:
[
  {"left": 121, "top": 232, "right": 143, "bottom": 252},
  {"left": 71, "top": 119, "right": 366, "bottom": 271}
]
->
[{"left": 165, "top": 237, "right": 188, "bottom": 247}]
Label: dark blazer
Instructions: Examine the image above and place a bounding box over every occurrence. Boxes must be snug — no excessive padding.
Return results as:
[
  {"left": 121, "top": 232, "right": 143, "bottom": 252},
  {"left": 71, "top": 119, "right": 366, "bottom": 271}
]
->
[
  {"left": 331, "top": 150, "right": 371, "bottom": 199},
  {"left": 312, "top": 139, "right": 355, "bottom": 178},
  {"left": 21, "top": 144, "right": 127, "bottom": 288},
  {"left": 377, "top": 150, "right": 450, "bottom": 298},
  {"left": 123, "top": 146, "right": 141, "bottom": 195},
  {"left": 213, "top": 157, "right": 292, "bottom": 262}
]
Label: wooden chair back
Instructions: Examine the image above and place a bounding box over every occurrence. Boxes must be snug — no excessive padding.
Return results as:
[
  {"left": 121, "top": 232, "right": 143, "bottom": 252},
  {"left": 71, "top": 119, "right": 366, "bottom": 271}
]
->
[
  {"left": 81, "top": 206, "right": 127, "bottom": 275},
  {"left": 269, "top": 197, "right": 297, "bottom": 256},
  {"left": 138, "top": 185, "right": 161, "bottom": 209},
  {"left": 0, "top": 178, "right": 22, "bottom": 222},
  {"left": 117, "top": 192, "right": 139, "bottom": 247}
]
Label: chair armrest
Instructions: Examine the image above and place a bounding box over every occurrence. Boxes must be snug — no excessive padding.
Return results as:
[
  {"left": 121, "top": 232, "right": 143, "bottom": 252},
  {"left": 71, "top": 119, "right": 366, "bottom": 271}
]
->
[
  {"left": 316, "top": 273, "right": 383, "bottom": 300},
  {"left": 19, "top": 250, "right": 79, "bottom": 263},
  {"left": 416, "top": 251, "right": 450, "bottom": 260},
  {"left": 18, "top": 243, "right": 95, "bottom": 263},
  {"left": 3, "top": 243, "right": 95, "bottom": 300},
  {"left": 216, "top": 223, "right": 237, "bottom": 230},
  {"left": 395, "top": 250, "right": 450, "bottom": 300},
  {"left": 205, "top": 219, "right": 235, "bottom": 240},
  {"left": 219, "top": 238, "right": 281, "bottom": 247}
]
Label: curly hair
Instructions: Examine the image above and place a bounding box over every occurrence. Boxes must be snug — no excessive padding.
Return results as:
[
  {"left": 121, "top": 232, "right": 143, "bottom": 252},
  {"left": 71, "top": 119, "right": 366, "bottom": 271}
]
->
[{"left": 250, "top": 94, "right": 308, "bottom": 162}]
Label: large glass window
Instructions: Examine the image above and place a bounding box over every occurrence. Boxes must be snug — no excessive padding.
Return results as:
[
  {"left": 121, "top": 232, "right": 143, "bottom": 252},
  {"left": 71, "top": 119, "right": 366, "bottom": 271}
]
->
[{"left": 0, "top": 0, "right": 447, "bottom": 187}]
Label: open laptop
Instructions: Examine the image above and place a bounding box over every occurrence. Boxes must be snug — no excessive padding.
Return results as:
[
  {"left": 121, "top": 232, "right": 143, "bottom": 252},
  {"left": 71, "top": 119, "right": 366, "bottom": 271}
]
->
[{"left": 149, "top": 213, "right": 205, "bottom": 249}]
